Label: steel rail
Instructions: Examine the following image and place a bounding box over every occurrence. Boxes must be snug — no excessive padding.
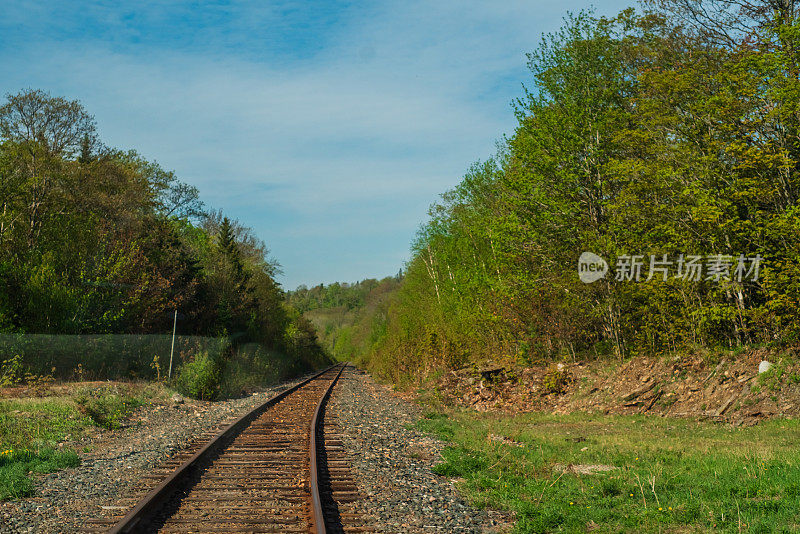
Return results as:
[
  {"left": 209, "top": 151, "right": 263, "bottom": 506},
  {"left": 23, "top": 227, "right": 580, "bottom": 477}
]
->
[
  {"left": 106, "top": 363, "right": 343, "bottom": 534},
  {"left": 309, "top": 363, "right": 345, "bottom": 534}
]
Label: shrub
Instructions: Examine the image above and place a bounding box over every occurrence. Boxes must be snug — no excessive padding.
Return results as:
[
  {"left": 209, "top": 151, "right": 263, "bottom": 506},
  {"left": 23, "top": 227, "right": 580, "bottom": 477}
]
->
[
  {"left": 174, "top": 353, "right": 220, "bottom": 400},
  {"left": 758, "top": 361, "right": 786, "bottom": 392},
  {"left": 74, "top": 386, "right": 143, "bottom": 430},
  {"left": 540, "top": 364, "right": 573, "bottom": 395},
  {"left": 0, "top": 354, "right": 55, "bottom": 393},
  {"left": 0, "top": 355, "right": 24, "bottom": 386}
]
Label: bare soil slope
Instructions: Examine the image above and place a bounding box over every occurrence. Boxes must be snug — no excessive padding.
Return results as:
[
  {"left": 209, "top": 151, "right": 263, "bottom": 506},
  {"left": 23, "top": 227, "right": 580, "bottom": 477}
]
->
[{"left": 437, "top": 349, "right": 800, "bottom": 426}]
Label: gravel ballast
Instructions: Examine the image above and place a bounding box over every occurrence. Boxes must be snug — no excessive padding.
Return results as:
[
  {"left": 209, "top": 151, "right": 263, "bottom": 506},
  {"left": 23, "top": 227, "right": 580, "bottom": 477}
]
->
[{"left": 329, "top": 366, "right": 511, "bottom": 533}]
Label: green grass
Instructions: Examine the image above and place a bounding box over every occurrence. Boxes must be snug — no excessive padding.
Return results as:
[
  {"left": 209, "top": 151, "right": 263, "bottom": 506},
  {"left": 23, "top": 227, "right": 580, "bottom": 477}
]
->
[
  {"left": 0, "top": 447, "right": 79, "bottom": 499},
  {"left": 0, "top": 382, "right": 168, "bottom": 500},
  {"left": 418, "top": 410, "right": 800, "bottom": 533},
  {"left": 0, "top": 398, "right": 88, "bottom": 499},
  {"left": 0, "top": 398, "right": 90, "bottom": 450}
]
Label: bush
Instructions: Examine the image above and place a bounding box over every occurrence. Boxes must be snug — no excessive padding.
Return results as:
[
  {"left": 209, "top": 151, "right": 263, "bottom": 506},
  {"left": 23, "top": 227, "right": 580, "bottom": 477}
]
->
[
  {"left": 174, "top": 353, "right": 220, "bottom": 400},
  {"left": 74, "top": 386, "right": 144, "bottom": 430},
  {"left": 540, "top": 364, "right": 573, "bottom": 395},
  {"left": 0, "top": 355, "right": 24, "bottom": 386},
  {"left": 0, "top": 353, "right": 55, "bottom": 393}
]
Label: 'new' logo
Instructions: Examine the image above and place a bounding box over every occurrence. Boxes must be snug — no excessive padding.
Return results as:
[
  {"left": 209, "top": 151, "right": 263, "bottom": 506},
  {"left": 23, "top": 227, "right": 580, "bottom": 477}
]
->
[{"left": 578, "top": 252, "right": 608, "bottom": 283}]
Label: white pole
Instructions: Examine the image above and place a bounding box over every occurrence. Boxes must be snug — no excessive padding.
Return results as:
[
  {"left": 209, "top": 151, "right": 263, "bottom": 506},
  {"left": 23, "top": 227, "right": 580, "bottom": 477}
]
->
[{"left": 168, "top": 309, "right": 177, "bottom": 379}]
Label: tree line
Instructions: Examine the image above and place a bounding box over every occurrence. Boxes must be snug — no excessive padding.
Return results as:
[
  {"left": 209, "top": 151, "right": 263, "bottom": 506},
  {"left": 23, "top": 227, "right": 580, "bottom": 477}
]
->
[
  {"left": 287, "top": 278, "right": 401, "bottom": 313},
  {"left": 344, "top": 0, "right": 800, "bottom": 383},
  {"left": 0, "top": 89, "right": 326, "bottom": 382},
  {"left": 287, "top": 277, "right": 401, "bottom": 361}
]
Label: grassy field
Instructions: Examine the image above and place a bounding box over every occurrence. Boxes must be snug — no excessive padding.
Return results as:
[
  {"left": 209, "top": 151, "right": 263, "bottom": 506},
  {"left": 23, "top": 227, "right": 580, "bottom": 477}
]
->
[
  {"left": 418, "top": 409, "right": 800, "bottom": 533},
  {"left": 0, "top": 383, "right": 167, "bottom": 500}
]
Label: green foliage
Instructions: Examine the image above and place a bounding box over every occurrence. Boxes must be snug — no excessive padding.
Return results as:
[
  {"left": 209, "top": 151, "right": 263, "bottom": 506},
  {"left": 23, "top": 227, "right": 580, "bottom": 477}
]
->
[
  {"left": 0, "top": 89, "right": 329, "bottom": 386},
  {"left": 0, "top": 354, "right": 24, "bottom": 386},
  {"left": 540, "top": 365, "right": 573, "bottom": 395},
  {"left": 337, "top": 5, "right": 800, "bottom": 383},
  {"left": 758, "top": 361, "right": 787, "bottom": 392},
  {"left": 74, "top": 385, "right": 145, "bottom": 429},
  {"left": 0, "top": 353, "right": 54, "bottom": 391},
  {"left": 173, "top": 352, "right": 221, "bottom": 400},
  {"left": 289, "top": 277, "right": 402, "bottom": 363},
  {"left": 288, "top": 279, "right": 394, "bottom": 313},
  {"left": 0, "top": 381, "right": 185, "bottom": 501},
  {"left": 432, "top": 446, "right": 487, "bottom": 477}
]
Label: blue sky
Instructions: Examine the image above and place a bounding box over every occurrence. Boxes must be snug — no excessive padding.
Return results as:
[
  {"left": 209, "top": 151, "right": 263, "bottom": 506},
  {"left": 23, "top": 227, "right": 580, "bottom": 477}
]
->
[{"left": 1, "top": 0, "right": 631, "bottom": 289}]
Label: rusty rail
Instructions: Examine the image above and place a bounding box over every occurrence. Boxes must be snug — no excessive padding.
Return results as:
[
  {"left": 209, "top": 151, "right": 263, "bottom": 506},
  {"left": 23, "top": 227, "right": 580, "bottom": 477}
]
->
[{"left": 309, "top": 364, "right": 344, "bottom": 533}]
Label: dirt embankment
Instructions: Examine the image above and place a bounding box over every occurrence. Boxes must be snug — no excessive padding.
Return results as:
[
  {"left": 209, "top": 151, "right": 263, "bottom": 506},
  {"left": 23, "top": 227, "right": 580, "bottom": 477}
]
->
[{"left": 437, "top": 349, "right": 800, "bottom": 426}]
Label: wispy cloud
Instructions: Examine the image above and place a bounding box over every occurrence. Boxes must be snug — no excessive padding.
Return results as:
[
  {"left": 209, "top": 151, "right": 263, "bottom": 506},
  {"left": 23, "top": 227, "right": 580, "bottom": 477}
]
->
[{"left": 1, "top": 0, "right": 633, "bottom": 287}]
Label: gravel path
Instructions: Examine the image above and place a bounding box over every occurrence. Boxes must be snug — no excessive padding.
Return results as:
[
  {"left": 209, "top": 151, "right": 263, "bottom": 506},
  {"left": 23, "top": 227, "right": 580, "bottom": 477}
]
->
[
  {"left": 329, "top": 366, "right": 512, "bottom": 533},
  {"left": 0, "top": 377, "right": 307, "bottom": 534}
]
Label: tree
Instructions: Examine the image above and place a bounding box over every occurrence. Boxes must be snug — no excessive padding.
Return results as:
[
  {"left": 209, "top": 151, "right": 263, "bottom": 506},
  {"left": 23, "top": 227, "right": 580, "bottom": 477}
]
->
[
  {"left": 0, "top": 89, "right": 97, "bottom": 158},
  {"left": 353, "top": 6, "right": 800, "bottom": 382}
]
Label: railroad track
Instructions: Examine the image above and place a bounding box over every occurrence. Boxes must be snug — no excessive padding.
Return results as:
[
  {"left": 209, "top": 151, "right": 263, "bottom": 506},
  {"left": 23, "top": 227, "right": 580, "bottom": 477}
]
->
[{"left": 87, "top": 363, "right": 371, "bottom": 533}]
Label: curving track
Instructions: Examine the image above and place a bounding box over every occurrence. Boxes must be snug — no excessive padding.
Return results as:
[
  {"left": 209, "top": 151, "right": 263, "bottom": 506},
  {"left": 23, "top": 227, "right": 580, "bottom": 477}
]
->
[{"left": 86, "top": 363, "right": 370, "bottom": 533}]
